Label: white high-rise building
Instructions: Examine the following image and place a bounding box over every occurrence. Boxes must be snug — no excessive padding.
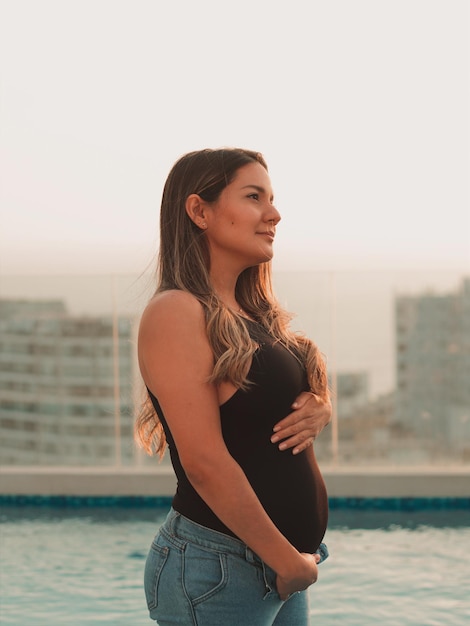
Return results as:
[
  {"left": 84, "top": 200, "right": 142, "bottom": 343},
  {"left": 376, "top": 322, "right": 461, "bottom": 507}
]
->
[
  {"left": 395, "top": 277, "right": 470, "bottom": 453},
  {"left": 335, "top": 371, "right": 369, "bottom": 420},
  {"left": 0, "top": 299, "right": 138, "bottom": 465}
]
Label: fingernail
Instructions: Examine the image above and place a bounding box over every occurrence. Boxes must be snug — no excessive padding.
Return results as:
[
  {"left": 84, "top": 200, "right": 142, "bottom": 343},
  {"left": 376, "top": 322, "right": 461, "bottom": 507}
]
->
[
  {"left": 292, "top": 402, "right": 298, "bottom": 408},
  {"left": 273, "top": 425, "right": 280, "bottom": 432},
  {"left": 293, "top": 448, "right": 300, "bottom": 455},
  {"left": 271, "top": 435, "right": 279, "bottom": 443},
  {"left": 279, "top": 443, "right": 287, "bottom": 450}
]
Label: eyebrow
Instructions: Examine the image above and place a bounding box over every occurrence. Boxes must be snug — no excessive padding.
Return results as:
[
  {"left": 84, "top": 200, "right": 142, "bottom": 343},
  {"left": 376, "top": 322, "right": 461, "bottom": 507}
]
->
[{"left": 240, "top": 184, "right": 274, "bottom": 202}]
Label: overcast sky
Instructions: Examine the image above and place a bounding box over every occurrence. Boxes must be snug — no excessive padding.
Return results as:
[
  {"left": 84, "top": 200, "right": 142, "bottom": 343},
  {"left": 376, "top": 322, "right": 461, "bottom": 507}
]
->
[{"left": 0, "top": 0, "right": 468, "bottom": 276}]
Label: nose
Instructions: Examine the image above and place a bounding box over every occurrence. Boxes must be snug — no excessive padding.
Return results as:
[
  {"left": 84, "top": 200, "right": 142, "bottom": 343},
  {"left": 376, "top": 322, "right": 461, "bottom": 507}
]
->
[{"left": 266, "top": 205, "right": 281, "bottom": 225}]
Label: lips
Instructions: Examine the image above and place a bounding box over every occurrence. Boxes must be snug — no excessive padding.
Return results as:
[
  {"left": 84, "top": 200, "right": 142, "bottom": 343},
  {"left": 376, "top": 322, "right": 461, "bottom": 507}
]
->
[{"left": 256, "top": 231, "right": 275, "bottom": 240}]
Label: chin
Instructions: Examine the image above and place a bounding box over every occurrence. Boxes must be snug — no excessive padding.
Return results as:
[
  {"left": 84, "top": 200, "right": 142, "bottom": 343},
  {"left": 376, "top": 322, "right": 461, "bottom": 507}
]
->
[
  {"left": 262, "top": 247, "right": 274, "bottom": 262},
  {"left": 242, "top": 246, "right": 274, "bottom": 268}
]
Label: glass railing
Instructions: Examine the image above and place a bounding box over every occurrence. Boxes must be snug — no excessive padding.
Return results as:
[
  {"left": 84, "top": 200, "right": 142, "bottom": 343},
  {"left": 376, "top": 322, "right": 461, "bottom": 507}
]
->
[{"left": 1, "top": 270, "right": 469, "bottom": 467}]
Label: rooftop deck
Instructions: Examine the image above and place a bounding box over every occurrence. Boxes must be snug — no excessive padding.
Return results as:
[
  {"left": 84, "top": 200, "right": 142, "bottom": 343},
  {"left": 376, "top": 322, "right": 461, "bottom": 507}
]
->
[{"left": 1, "top": 465, "right": 469, "bottom": 499}]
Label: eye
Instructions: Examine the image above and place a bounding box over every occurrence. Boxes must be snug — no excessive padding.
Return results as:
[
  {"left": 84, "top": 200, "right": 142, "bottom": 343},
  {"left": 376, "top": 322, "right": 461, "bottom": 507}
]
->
[{"left": 247, "top": 193, "right": 259, "bottom": 201}]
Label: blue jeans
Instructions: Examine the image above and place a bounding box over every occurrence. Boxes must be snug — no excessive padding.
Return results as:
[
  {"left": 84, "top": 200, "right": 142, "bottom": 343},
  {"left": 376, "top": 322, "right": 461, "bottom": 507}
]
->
[{"left": 144, "top": 508, "right": 328, "bottom": 625}]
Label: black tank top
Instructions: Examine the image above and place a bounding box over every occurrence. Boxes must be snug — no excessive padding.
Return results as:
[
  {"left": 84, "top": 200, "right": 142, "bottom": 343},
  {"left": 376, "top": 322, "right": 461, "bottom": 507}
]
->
[{"left": 147, "top": 318, "right": 328, "bottom": 553}]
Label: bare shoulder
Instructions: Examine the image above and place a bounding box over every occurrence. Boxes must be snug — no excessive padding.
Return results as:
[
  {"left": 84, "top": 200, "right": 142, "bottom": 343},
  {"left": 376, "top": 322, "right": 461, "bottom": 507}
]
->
[
  {"left": 138, "top": 290, "right": 213, "bottom": 393},
  {"left": 138, "top": 290, "right": 209, "bottom": 365},
  {"left": 139, "top": 289, "right": 205, "bottom": 334}
]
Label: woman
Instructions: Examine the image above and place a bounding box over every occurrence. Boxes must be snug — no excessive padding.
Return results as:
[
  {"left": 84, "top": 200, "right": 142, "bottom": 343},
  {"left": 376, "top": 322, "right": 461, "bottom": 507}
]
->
[{"left": 136, "top": 148, "right": 331, "bottom": 625}]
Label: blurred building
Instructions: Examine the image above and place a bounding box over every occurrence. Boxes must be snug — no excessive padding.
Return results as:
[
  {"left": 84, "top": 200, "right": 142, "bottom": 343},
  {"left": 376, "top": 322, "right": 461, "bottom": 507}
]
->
[
  {"left": 335, "top": 371, "right": 369, "bottom": 420},
  {"left": 319, "top": 371, "right": 397, "bottom": 464},
  {"left": 0, "top": 299, "right": 138, "bottom": 465},
  {"left": 395, "top": 277, "right": 470, "bottom": 457}
]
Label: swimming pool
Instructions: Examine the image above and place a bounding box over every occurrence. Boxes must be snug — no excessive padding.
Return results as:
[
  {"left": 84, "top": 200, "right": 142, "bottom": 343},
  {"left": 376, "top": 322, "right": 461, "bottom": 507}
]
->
[{"left": 1, "top": 500, "right": 469, "bottom": 626}]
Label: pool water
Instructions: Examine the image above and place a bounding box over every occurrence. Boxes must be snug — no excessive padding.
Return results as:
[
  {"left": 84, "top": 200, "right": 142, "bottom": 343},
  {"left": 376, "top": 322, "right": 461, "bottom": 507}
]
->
[{"left": 1, "top": 504, "right": 469, "bottom": 626}]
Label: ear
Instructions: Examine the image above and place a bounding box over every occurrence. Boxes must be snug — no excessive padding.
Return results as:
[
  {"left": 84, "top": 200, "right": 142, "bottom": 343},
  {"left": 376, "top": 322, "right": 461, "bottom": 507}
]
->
[{"left": 185, "top": 194, "right": 208, "bottom": 230}]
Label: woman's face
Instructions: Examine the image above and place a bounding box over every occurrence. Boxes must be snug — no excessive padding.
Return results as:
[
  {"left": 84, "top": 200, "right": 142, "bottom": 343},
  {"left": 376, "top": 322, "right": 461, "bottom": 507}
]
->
[{"left": 203, "top": 162, "right": 281, "bottom": 271}]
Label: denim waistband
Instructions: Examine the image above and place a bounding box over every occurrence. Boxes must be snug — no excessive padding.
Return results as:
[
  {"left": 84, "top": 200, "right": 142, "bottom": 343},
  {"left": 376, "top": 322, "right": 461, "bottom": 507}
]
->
[
  {"left": 160, "top": 507, "right": 264, "bottom": 565},
  {"left": 160, "top": 507, "right": 329, "bottom": 565}
]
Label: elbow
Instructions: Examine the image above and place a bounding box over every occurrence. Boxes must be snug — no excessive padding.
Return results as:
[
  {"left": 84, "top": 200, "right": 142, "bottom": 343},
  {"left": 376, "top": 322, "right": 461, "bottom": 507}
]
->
[
  {"left": 180, "top": 451, "right": 228, "bottom": 490},
  {"left": 183, "top": 462, "right": 210, "bottom": 490}
]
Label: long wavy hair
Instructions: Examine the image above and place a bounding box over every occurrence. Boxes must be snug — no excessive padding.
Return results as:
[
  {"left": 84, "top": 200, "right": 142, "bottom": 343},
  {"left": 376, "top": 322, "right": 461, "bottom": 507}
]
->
[{"left": 135, "top": 148, "right": 329, "bottom": 457}]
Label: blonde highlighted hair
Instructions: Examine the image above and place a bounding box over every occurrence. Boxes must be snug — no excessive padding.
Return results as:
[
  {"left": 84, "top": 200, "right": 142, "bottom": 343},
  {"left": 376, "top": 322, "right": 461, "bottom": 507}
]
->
[{"left": 135, "top": 148, "right": 329, "bottom": 457}]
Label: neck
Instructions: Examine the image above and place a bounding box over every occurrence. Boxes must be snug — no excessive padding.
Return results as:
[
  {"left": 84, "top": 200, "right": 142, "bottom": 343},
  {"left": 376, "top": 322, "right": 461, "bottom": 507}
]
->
[{"left": 209, "top": 268, "right": 241, "bottom": 311}]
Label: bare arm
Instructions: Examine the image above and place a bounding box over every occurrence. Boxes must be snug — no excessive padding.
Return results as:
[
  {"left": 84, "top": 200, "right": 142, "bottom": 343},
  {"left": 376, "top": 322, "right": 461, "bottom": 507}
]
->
[{"left": 138, "top": 291, "right": 318, "bottom": 597}]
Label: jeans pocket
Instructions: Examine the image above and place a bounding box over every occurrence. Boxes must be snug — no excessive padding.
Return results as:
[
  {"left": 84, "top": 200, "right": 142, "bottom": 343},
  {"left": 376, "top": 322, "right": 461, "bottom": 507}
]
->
[
  {"left": 144, "top": 541, "right": 169, "bottom": 611},
  {"left": 316, "top": 542, "right": 329, "bottom": 564},
  {"left": 262, "top": 562, "right": 280, "bottom": 600},
  {"left": 183, "top": 543, "right": 228, "bottom": 606}
]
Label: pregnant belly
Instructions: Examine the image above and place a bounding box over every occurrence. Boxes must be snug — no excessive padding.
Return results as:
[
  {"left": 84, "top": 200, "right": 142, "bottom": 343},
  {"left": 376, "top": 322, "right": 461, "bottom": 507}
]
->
[{"left": 243, "top": 446, "right": 328, "bottom": 553}]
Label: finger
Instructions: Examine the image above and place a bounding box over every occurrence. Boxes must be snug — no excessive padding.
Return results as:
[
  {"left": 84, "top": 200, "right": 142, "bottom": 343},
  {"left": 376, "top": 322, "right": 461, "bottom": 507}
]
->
[
  {"left": 291, "top": 391, "right": 318, "bottom": 410},
  {"left": 271, "top": 417, "right": 312, "bottom": 442},
  {"left": 292, "top": 438, "right": 315, "bottom": 455},
  {"left": 292, "top": 439, "right": 315, "bottom": 455},
  {"left": 275, "top": 577, "right": 290, "bottom": 601},
  {"left": 277, "top": 434, "right": 315, "bottom": 453},
  {"left": 272, "top": 411, "right": 303, "bottom": 434}
]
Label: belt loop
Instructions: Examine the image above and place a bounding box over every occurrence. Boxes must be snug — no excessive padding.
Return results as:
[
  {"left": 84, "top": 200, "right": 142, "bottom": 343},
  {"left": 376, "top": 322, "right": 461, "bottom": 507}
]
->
[
  {"left": 245, "top": 546, "right": 261, "bottom": 565},
  {"left": 168, "top": 508, "right": 177, "bottom": 535}
]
